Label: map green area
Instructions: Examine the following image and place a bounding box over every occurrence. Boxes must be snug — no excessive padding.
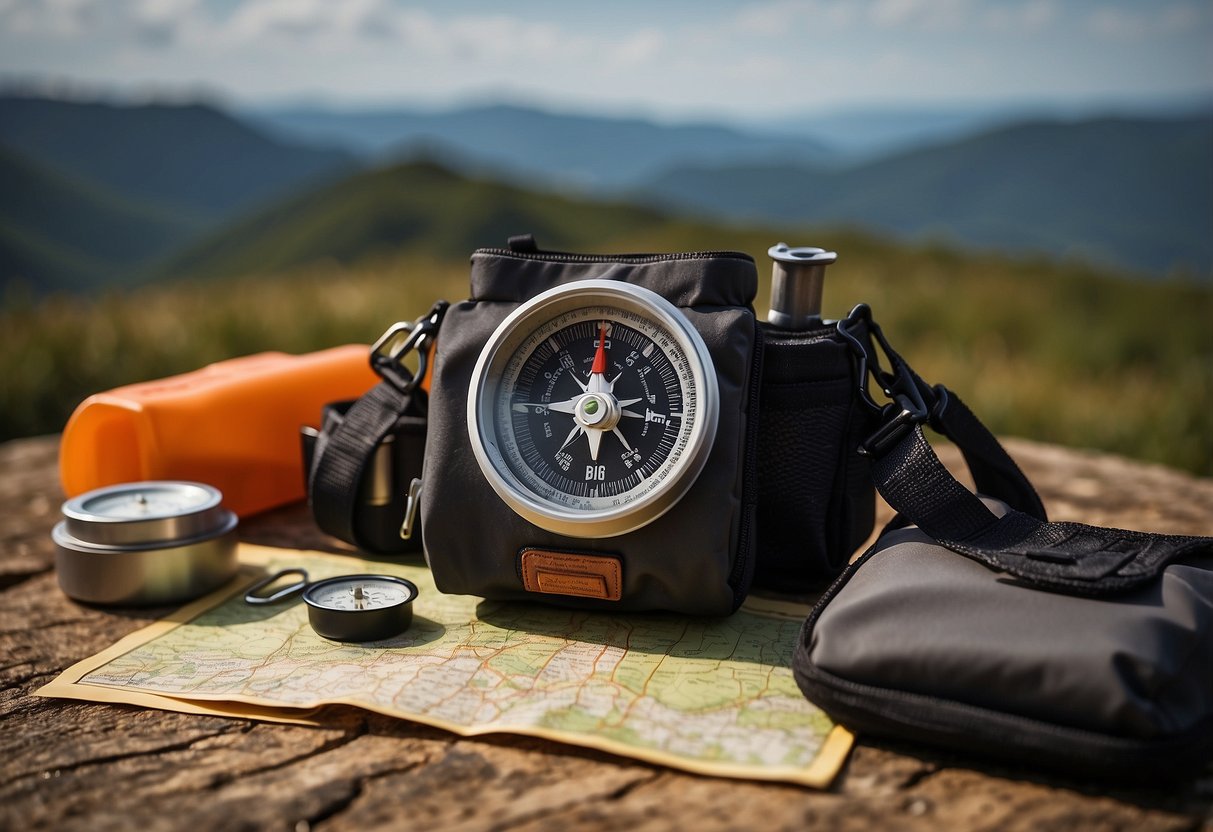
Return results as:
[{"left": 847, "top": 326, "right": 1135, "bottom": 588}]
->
[{"left": 39, "top": 545, "right": 850, "bottom": 786}]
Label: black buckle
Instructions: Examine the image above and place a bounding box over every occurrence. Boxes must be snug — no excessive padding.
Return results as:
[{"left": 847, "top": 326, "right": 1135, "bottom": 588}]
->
[
  {"left": 837, "top": 304, "right": 937, "bottom": 457},
  {"left": 370, "top": 301, "right": 450, "bottom": 395}
]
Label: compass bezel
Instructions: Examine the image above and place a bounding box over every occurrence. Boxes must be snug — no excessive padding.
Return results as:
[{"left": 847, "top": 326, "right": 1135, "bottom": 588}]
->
[{"left": 467, "top": 279, "right": 720, "bottom": 538}]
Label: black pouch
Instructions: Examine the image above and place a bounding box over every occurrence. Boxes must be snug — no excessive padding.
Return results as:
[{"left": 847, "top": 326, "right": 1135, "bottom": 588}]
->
[
  {"left": 415, "top": 237, "right": 876, "bottom": 614},
  {"left": 420, "top": 240, "right": 762, "bottom": 615},
  {"left": 792, "top": 315, "right": 1213, "bottom": 776},
  {"left": 306, "top": 237, "right": 878, "bottom": 611}
]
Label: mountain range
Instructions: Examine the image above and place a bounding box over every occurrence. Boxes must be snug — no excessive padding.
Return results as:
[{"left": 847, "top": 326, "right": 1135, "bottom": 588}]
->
[
  {"left": 645, "top": 116, "right": 1213, "bottom": 275},
  {"left": 249, "top": 102, "right": 834, "bottom": 188},
  {"left": 1, "top": 93, "right": 1210, "bottom": 292},
  {"left": 0, "top": 95, "right": 353, "bottom": 290},
  {"left": 158, "top": 160, "right": 674, "bottom": 281}
]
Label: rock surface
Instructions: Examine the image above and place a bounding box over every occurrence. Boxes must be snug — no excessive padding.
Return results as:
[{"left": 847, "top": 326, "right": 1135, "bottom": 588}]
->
[{"left": 2, "top": 434, "right": 1211, "bottom": 831}]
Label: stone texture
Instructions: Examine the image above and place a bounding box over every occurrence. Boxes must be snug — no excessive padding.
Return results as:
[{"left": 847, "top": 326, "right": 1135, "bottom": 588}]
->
[{"left": 2, "top": 434, "right": 1211, "bottom": 831}]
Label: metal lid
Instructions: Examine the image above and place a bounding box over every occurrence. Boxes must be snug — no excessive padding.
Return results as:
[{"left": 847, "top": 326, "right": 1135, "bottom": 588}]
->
[
  {"left": 61, "top": 481, "right": 229, "bottom": 547},
  {"left": 768, "top": 243, "right": 838, "bottom": 266}
]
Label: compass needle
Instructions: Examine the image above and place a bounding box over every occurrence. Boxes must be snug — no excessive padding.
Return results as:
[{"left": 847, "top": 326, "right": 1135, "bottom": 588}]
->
[
  {"left": 611, "top": 427, "right": 633, "bottom": 452},
  {"left": 515, "top": 399, "right": 578, "bottom": 414},
  {"left": 558, "top": 423, "right": 583, "bottom": 452},
  {"left": 586, "top": 428, "right": 604, "bottom": 461}
]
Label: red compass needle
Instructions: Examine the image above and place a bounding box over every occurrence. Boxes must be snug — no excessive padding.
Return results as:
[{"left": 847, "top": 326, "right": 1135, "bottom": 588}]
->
[{"left": 591, "top": 321, "right": 608, "bottom": 376}]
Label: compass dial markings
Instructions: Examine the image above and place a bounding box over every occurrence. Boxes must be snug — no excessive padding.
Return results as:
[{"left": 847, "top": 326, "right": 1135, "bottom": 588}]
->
[
  {"left": 496, "top": 311, "right": 690, "bottom": 505},
  {"left": 471, "top": 283, "right": 720, "bottom": 534}
]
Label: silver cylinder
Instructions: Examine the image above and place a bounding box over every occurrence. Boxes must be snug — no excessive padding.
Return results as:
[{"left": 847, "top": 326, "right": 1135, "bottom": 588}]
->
[
  {"left": 53, "top": 481, "right": 239, "bottom": 606},
  {"left": 54, "top": 515, "right": 238, "bottom": 606},
  {"left": 767, "top": 243, "right": 837, "bottom": 330}
]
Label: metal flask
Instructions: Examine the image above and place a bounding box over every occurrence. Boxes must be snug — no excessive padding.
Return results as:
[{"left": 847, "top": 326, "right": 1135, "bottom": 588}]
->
[{"left": 767, "top": 243, "right": 838, "bottom": 330}]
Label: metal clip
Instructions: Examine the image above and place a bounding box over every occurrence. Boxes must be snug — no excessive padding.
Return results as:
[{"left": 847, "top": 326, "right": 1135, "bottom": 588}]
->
[
  {"left": 400, "top": 477, "right": 423, "bottom": 540},
  {"left": 370, "top": 301, "right": 450, "bottom": 395},
  {"left": 244, "top": 568, "right": 310, "bottom": 605},
  {"left": 837, "top": 304, "right": 937, "bottom": 457}
]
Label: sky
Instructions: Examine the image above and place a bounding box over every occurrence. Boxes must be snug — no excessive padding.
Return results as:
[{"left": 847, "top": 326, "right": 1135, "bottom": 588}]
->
[{"left": 1, "top": 0, "right": 1211, "bottom": 121}]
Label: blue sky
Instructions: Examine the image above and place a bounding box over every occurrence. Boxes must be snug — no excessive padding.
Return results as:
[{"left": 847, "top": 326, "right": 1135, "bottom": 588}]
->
[{"left": 1, "top": 0, "right": 1210, "bottom": 120}]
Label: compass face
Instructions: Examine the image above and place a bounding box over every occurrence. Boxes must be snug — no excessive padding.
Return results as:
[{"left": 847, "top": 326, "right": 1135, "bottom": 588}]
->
[
  {"left": 468, "top": 280, "right": 719, "bottom": 538},
  {"left": 304, "top": 576, "right": 415, "bottom": 611}
]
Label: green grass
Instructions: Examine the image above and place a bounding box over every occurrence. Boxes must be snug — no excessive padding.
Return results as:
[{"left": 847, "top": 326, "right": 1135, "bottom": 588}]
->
[{"left": 3, "top": 230, "right": 1210, "bottom": 477}]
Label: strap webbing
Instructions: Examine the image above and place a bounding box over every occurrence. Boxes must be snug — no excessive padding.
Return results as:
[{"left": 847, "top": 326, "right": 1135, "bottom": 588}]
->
[
  {"left": 869, "top": 392, "right": 1212, "bottom": 595},
  {"left": 309, "top": 381, "right": 414, "bottom": 549}
]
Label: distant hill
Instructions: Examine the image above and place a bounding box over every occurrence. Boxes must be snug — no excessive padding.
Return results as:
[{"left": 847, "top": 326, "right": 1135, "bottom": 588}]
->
[
  {"left": 0, "top": 145, "right": 200, "bottom": 291},
  {"left": 159, "top": 159, "right": 675, "bottom": 280},
  {"left": 753, "top": 93, "right": 1213, "bottom": 159},
  {"left": 645, "top": 116, "right": 1213, "bottom": 277},
  {"left": 0, "top": 96, "right": 355, "bottom": 222},
  {"left": 249, "top": 102, "right": 834, "bottom": 188},
  {"left": 0, "top": 95, "right": 358, "bottom": 290}
]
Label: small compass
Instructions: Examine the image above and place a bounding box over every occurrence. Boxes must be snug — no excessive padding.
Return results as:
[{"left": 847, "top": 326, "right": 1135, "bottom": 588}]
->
[
  {"left": 467, "top": 280, "right": 719, "bottom": 537},
  {"left": 304, "top": 575, "right": 418, "bottom": 642},
  {"left": 245, "top": 570, "right": 418, "bottom": 642}
]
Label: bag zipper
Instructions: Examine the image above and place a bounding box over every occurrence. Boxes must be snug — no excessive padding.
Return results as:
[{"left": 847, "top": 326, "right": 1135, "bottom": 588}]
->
[{"left": 475, "top": 247, "right": 755, "bottom": 265}]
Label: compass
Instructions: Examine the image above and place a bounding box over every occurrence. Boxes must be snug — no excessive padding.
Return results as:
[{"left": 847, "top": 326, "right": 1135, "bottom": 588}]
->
[
  {"left": 467, "top": 280, "right": 719, "bottom": 537},
  {"left": 244, "top": 570, "right": 419, "bottom": 642},
  {"left": 303, "top": 575, "right": 418, "bottom": 642}
]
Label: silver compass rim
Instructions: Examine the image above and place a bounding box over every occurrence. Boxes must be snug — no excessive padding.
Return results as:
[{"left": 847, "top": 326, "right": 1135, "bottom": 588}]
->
[{"left": 467, "top": 279, "right": 720, "bottom": 539}]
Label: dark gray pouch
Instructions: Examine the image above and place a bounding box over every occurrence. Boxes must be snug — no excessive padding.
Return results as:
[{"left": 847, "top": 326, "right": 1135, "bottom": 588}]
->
[
  {"left": 795, "top": 508, "right": 1213, "bottom": 776},
  {"left": 793, "top": 318, "right": 1213, "bottom": 776}
]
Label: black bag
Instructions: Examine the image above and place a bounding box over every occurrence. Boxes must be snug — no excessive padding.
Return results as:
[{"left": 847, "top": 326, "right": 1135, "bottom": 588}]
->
[
  {"left": 307, "top": 237, "right": 877, "bottom": 613},
  {"left": 416, "top": 237, "right": 875, "bottom": 614},
  {"left": 792, "top": 326, "right": 1213, "bottom": 776}
]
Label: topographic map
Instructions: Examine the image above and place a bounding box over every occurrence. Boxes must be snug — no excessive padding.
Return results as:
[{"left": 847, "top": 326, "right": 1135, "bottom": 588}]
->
[{"left": 40, "top": 545, "right": 850, "bottom": 786}]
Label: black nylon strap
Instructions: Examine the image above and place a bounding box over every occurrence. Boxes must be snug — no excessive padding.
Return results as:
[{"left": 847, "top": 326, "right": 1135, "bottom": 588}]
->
[
  {"left": 928, "top": 388, "right": 1047, "bottom": 520},
  {"left": 839, "top": 303, "right": 1212, "bottom": 595},
  {"left": 870, "top": 395, "right": 1213, "bottom": 595},
  {"left": 309, "top": 381, "right": 414, "bottom": 549}
]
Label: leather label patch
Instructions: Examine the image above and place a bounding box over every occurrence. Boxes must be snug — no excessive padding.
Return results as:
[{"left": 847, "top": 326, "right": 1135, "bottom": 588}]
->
[{"left": 519, "top": 549, "right": 622, "bottom": 601}]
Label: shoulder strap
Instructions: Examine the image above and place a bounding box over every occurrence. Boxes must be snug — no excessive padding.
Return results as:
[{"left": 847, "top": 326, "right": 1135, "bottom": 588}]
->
[
  {"left": 307, "top": 303, "right": 447, "bottom": 553},
  {"left": 839, "top": 305, "right": 1212, "bottom": 595}
]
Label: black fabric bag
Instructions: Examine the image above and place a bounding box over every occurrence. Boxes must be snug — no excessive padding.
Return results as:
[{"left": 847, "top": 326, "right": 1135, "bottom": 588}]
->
[
  {"left": 306, "top": 238, "right": 877, "bottom": 614},
  {"left": 417, "top": 237, "right": 876, "bottom": 614},
  {"left": 792, "top": 320, "right": 1213, "bottom": 775}
]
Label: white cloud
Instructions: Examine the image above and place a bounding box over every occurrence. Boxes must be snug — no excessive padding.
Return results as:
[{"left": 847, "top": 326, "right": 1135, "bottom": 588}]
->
[
  {"left": 868, "top": 0, "right": 970, "bottom": 30},
  {"left": 2, "top": 0, "right": 101, "bottom": 37},
  {"left": 731, "top": 0, "right": 1055, "bottom": 36},
  {"left": 611, "top": 28, "right": 665, "bottom": 68},
  {"left": 1087, "top": 2, "right": 1210, "bottom": 41},
  {"left": 1, "top": 1, "right": 1209, "bottom": 117},
  {"left": 733, "top": 0, "right": 857, "bottom": 36},
  {"left": 981, "top": 0, "right": 1055, "bottom": 32}
]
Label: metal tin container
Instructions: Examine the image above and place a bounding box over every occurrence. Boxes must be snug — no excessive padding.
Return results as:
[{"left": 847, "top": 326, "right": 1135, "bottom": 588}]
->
[{"left": 53, "top": 481, "right": 238, "bottom": 606}]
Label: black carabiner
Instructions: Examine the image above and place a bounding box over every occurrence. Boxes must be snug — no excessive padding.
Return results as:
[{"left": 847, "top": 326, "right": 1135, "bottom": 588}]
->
[{"left": 369, "top": 301, "right": 450, "bottom": 395}]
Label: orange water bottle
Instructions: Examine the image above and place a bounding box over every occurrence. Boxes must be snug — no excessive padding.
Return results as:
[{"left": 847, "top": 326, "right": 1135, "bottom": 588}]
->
[{"left": 59, "top": 346, "right": 380, "bottom": 517}]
